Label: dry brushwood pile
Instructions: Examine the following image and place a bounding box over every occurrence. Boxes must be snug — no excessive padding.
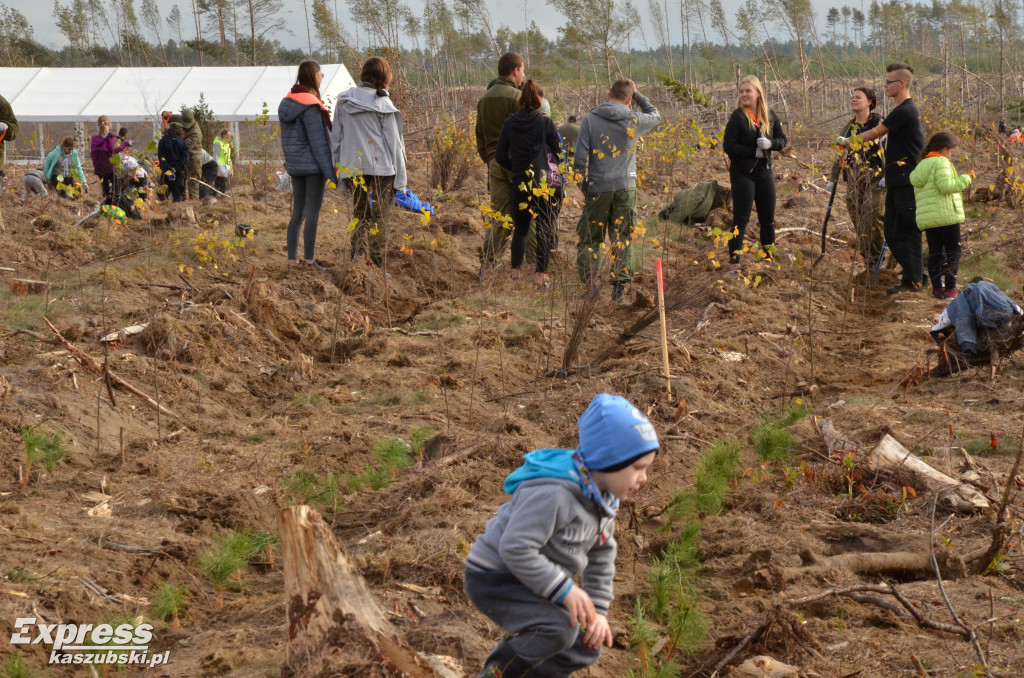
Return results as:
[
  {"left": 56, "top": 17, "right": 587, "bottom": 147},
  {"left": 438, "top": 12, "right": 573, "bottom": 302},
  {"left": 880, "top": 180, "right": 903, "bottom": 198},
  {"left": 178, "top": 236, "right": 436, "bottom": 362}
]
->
[{"left": 2, "top": 95, "right": 1024, "bottom": 678}]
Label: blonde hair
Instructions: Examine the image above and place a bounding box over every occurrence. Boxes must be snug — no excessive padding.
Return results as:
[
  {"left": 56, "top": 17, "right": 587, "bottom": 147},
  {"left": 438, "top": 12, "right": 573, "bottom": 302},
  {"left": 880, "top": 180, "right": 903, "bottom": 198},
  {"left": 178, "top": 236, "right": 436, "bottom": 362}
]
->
[{"left": 737, "top": 76, "right": 770, "bottom": 135}]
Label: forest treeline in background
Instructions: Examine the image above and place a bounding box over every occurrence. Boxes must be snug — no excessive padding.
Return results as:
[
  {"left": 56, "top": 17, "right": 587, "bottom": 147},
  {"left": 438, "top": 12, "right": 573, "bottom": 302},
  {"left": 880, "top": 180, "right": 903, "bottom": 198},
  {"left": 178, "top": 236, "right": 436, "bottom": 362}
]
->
[{"left": 5, "top": 0, "right": 1024, "bottom": 116}]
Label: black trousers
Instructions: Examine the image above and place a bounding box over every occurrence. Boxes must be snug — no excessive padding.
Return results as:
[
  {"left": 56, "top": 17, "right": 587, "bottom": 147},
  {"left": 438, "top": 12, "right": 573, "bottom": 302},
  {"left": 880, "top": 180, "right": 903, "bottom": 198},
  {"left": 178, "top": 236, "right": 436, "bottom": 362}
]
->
[
  {"left": 884, "top": 185, "right": 924, "bottom": 287},
  {"left": 99, "top": 173, "right": 115, "bottom": 206},
  {"left": 924, "top": 223, "right": 961, "bottom": 290},
  {"left": 511, "top": 183, "right": 562, "bottom": 274},
  {"left": 728, "top": 166, "right": 776, "bottom": 260}
]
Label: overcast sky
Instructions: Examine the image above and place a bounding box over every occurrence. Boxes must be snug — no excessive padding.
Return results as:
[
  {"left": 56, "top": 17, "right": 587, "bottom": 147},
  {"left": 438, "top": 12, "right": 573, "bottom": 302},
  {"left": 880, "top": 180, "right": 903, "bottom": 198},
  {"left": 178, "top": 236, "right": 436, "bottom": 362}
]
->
[{"left": 22, "top": 0, "right": 765, "bottom": 54}]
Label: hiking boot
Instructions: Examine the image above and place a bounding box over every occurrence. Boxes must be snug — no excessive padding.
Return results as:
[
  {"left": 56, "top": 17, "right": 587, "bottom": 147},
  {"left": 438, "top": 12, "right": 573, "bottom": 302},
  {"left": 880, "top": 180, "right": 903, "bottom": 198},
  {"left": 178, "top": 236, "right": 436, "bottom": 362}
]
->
[
  {"left": 611, "top": 284, "right": 625, "bottom": 303},
  {"left": 886, "top": 283, "right": 922, "bottom": 295},
  {"left": 931, "top": 287, "right": 944, "bottom": 299},
  {"left": 943, "top": 287, "right": 960, "bottom": 299}
]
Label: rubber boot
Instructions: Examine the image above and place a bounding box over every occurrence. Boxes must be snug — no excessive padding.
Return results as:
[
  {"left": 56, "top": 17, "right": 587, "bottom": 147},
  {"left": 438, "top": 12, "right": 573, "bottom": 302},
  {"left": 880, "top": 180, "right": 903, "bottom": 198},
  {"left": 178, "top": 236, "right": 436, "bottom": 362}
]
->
[{"left": 479, "top": 638, "right": 534, "bottom": 678}]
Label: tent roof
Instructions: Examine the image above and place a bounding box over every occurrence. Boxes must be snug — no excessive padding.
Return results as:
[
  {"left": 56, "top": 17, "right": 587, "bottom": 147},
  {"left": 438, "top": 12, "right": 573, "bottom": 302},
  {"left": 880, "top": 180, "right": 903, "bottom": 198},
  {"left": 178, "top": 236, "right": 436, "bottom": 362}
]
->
[{"left": 2, "top": 65, "right": 355, "bottom": 123}]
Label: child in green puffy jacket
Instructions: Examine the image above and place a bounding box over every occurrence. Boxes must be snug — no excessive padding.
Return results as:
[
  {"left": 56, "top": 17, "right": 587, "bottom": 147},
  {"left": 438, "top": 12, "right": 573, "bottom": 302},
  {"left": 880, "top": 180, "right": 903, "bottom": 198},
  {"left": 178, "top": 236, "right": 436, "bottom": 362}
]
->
[{"left": 910, "top": 132, "right": 975, "bottom": 300}]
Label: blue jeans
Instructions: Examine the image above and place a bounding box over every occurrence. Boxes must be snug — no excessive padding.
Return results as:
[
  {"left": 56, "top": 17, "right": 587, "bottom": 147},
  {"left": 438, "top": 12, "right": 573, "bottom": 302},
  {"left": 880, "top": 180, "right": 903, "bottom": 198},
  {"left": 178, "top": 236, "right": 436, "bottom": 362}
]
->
[{"left": 286, "top": 174, "right": 327, "bottom": 260}]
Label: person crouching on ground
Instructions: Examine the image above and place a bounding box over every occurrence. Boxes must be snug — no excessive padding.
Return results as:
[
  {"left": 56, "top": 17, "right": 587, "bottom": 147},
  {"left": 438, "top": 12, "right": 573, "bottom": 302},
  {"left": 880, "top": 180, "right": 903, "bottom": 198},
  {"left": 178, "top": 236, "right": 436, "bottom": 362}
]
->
[
  {"left": 157, "top": 123, "right": 189, "bottom": 202},
  {"left": 494, "top": 80, "right": 563, "bottom": 288},
  {"left": 465, "top": 393, "right": 659, "bottom": 678},
  {"left": 44, "top": 137, "right": 88, "bottom": 198},
  {"left": 91, "top": 115, "right": 131, "bottom": 205},
  {"left": 910, "top": 132, "right": 974, "bottom": 300},
  {"left": 574, "top": 78, "right": 661, "bottom": 303},
  {"left": 723, "top": 75, "right": 787, "bottom": 266},
  {"left": 330, "top": 55, "right": 407, "bottom": 267}
]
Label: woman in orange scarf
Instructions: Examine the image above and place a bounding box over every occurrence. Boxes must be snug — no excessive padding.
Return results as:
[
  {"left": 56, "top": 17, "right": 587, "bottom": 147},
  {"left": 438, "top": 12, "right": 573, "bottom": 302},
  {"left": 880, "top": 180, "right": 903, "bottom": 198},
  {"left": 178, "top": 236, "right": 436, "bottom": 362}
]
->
[{"left": 279, "top": 60, "right": 338, "bottom": 269}]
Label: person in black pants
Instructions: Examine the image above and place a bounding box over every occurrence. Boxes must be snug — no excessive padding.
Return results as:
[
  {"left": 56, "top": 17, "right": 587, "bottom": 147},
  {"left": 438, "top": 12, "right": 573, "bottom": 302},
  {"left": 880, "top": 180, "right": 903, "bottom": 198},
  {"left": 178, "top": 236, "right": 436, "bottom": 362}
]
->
[
  {"left": 495, "top": 79, "right": 563, "bottom": 288},
  {"left": 841, "top": 62, "right": 926, "bottom": 294},
  {"left": 723, "top": 75, "right": 787, "bottom": 265}
]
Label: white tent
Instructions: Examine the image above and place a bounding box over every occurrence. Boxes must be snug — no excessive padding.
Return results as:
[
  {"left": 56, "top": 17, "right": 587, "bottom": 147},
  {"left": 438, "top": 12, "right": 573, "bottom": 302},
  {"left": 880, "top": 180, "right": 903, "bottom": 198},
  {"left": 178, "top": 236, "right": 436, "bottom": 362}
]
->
[{"left": 3, "top": 64, "right": 356, "bottom": 123}]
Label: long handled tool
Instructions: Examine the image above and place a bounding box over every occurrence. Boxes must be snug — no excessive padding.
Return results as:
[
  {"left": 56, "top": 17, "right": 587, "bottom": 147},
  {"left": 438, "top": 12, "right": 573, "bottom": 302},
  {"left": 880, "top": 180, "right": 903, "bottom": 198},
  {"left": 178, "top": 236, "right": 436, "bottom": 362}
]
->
[
  {"left": 871, "top": 242, "right": 889, "bottom": 286},
  {"left": 811, "top": 148, "right": 848, "bottom": 271},
  {"left": 656, "top": 259, "right": 672, "bottom": 399}
]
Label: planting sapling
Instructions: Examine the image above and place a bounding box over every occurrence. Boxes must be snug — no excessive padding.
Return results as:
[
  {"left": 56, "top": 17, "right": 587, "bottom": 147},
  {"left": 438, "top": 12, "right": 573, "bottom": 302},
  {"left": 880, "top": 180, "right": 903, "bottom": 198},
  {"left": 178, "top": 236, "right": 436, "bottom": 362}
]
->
[
  {"left": 151, "top": 581, "right": 189, "bottom": 629},
  {"left": 20, "top": 427, "right": 67, "bottom": 488}
]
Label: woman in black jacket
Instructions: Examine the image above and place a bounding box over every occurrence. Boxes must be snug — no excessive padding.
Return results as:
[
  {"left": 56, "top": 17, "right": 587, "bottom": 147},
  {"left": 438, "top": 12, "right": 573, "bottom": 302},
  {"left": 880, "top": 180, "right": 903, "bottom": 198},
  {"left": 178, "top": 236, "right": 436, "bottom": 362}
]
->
[
  {"left": 723, "top": 75, "right": 787, "bottom": 264},
  {"left": 495, "top": 79, "right": 563, "bottom": 287},
  {"left": 826, "top": 87, "right": 885, "bottom": 267}
]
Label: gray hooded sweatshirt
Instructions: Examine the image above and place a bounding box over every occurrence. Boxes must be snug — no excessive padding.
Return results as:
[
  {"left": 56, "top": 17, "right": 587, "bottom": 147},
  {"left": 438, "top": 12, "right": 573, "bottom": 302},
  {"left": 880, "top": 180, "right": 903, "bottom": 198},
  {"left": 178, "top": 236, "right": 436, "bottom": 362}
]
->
[
  {"left": 465, "top": 477, "right": 617, "bottom": 615},
  {"left": 573, "top": 92, "right": 661, "bottom": 194},
  {"left": 330, "top": 85, "right": 407, "bottom": 191}
]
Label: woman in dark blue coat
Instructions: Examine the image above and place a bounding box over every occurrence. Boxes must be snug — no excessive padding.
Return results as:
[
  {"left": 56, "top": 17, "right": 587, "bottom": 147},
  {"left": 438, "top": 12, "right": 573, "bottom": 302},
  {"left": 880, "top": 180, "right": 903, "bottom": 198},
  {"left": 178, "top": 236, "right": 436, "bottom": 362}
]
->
[{"left": 279, "top": 60, "right": 338, "bottom": 269}]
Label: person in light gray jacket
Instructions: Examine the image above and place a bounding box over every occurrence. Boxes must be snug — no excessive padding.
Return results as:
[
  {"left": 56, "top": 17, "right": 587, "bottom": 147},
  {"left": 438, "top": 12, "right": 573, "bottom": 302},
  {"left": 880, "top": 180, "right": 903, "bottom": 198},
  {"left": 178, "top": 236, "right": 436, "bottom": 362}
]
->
[
  {"left": 465, "top": 394, "right": 659, "bottom": 678},
  {"left": 573, "top": 79, "right": 661, "bottom": 301},
  {"left": 331, "top": 56, "right": 407, "bottom": 266}
]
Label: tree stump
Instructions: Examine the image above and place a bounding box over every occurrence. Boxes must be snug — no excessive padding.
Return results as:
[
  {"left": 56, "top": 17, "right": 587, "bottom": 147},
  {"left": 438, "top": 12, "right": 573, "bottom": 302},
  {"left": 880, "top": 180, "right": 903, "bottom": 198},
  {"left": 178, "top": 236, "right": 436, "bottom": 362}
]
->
[
  {"left": 11, "top": 278, "right": 50, "bottom": 296},
  {"left": 277, "top": 505, "right": 456, "bottom": 678}
]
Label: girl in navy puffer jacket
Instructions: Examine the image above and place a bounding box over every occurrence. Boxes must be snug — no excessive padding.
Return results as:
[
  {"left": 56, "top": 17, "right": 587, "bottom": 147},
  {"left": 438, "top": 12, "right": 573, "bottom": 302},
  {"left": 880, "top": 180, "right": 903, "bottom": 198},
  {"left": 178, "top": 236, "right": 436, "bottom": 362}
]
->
[{"left": 279, "top": 60, "right": 338, "bottom": 269}]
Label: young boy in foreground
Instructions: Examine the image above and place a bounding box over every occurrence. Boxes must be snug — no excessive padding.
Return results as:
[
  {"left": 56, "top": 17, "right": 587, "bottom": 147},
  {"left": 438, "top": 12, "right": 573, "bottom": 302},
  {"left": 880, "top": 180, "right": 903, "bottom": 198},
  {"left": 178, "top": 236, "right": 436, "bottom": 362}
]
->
[{"left": 465, "top": 393, "right": 659, "bottom": 677}]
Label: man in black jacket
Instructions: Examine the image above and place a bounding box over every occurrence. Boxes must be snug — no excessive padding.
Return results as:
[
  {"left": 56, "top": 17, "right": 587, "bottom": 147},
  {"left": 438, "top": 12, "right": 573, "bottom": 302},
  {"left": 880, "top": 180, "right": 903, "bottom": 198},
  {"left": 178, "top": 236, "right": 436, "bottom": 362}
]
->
[{"left": 841, "top": 62, "right": 925, "bottom": 294}]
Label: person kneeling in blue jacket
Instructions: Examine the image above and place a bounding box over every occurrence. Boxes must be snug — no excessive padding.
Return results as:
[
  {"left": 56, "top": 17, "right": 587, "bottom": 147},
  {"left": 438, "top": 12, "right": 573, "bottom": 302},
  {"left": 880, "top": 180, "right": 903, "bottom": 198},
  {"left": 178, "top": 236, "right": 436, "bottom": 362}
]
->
[{"left": 465, "top": 394, "right": 659, "bottom": 678}]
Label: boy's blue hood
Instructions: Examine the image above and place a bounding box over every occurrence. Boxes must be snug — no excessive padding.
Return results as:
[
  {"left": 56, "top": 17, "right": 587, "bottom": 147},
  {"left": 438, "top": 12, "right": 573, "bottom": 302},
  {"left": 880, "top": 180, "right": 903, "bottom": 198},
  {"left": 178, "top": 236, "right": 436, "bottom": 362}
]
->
[{"left": 504, "top": 448, "right": 578, "bottom": 494}]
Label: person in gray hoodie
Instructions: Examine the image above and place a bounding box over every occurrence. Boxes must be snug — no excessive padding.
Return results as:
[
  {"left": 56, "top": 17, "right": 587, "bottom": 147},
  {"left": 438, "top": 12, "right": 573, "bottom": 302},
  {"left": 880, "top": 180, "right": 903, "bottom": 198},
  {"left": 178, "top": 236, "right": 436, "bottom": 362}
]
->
[
  {"left": 465, "top": 393, "right": 659, "bottom": 678},
  {"left": 573, "top": 79, "right": 661, "bottom": 302},
  {"left": 330, "top": 56, "right": 407, "bottom": 266}
]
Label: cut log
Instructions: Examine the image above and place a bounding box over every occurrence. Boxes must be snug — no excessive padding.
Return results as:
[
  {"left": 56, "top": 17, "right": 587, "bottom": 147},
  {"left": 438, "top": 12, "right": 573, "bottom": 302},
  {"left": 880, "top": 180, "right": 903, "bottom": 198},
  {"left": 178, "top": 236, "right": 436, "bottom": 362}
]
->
[
  {"left": 11, "top": 279, "right": 50, "bottom": 296},
  {"left": 100, "top": 324, "right": 149, "bottom": 343},
  {"left": 277, "top": 505, "right": 457, "bottom": 678},
  {"left": 730, "top": 655, "right": 800, "bottom": 677},
  {"left": 869, "top": 434, "right": 990, "bottom": 512},
  {"left": 763, "top": 547, "right": 966, "bottom": 587}
]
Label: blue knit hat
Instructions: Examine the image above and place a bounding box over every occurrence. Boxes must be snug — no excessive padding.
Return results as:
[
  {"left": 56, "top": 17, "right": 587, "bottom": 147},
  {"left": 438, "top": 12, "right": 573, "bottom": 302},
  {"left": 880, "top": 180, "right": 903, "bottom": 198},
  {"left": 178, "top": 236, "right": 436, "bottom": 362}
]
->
[{"left": 576, "top": 394, "right": 659, "bottom": 471}]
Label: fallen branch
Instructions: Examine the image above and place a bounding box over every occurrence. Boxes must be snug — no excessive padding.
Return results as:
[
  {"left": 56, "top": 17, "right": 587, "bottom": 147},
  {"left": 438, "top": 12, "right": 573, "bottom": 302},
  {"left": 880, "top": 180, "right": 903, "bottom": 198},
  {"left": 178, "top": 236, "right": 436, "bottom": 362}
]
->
[
  {"left": 43, "top": 317, "right": 180, "bottom": 422},
  {"left": 9, "top": 329, "right": 59, "bottom": 345}
]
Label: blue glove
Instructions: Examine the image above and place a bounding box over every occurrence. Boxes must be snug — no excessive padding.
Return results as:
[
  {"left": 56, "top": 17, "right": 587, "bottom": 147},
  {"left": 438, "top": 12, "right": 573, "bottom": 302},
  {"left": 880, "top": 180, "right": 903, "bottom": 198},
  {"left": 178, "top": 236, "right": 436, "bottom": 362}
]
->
[{"left": 394, "top": 188, "right": 436, "bottom": 216}]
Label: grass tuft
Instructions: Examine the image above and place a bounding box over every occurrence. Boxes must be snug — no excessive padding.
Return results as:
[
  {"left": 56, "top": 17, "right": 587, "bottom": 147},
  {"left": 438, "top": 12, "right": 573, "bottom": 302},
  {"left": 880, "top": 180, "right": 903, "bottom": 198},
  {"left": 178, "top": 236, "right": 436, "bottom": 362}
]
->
[{"left": 0, "top": 652, "right": 42, "bottom": 678}]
